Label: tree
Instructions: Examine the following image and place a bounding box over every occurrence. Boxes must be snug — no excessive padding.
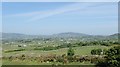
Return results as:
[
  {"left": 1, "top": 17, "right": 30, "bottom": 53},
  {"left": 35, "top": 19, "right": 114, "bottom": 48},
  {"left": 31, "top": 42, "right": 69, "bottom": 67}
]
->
[
  {"left": 67, "top": 47, "right": 74, "bottom": 56},
  {"left": 91, "top": 49, "right": 102, "bottom": 55},
  {"left": 106, "top": 46, "right": 120, "bottom": 67},
  {"left": 96, "top": 49, "right": 102, "bottom": 55},
  {"left": 97, "top": 46, "right": 120, "bottom": 67},
  {"left": 67, "top": 47, "right": 75, "bottom": 62},
  {"left": 91, "top": 49, "right": 96, "bottom": 55}
]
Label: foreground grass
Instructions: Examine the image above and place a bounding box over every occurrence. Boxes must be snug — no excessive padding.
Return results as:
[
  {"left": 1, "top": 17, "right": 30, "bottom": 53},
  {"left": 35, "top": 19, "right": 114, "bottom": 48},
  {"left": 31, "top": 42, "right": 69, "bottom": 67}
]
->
[{"left": 3, "top": 59, "right": 95, "bottom": 65}]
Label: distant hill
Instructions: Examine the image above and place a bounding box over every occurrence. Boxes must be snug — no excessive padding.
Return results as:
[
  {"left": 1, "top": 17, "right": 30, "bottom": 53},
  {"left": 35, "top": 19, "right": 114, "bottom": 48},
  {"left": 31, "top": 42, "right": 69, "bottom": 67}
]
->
[
  {"left": 0, "top": 32, "right": 118, "bottom": 40},
  {"left": 1, "top": 32, "right": 38, "bottom": 40},
  {"left": 52, "top": 32, "right": 91, "bottom": 38},
  {"left": 109, "top": 33, "right": 119, "bottom": 36},
  {"left": 56, "top": 32, "right": 89, "bottom": 36},
  {"left": 108, "top": 33, "right": 119, "bottom": 39},
  {"left": 2, "top": 32, "right": 27, "bottom": 39}
]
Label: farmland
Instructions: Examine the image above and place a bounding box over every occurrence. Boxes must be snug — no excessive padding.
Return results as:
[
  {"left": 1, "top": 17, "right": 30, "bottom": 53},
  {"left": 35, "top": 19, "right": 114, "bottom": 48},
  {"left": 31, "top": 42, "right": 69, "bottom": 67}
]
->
[
  {"left": 1, "top": 32, "right": 120, "bottom": 66},
  {"left": 3, "top": 46, "right": 109, "bottom": 65},
  {"left": 3, "top": 46, "right": 109, "bottom": 57}
]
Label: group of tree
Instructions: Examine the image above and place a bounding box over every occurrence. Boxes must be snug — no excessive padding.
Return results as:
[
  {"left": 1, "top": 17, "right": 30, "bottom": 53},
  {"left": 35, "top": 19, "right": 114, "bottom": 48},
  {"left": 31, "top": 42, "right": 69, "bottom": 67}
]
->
[{"left": 96, "top": 45, "right": 120, "bottom": 67}]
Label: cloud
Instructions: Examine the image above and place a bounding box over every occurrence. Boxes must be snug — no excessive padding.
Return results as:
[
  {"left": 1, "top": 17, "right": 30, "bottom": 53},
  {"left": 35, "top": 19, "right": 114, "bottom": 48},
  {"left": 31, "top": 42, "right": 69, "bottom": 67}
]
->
[
  {"left": 4, "top": 3, "right": 94, "bottom": 22},
  {"left": 27, "top": 3, "right": 116, "bottom": 22},
  {"left": 4, "top": 2, "right": 117, "bottom": 22},
  {"left": 28, "top": 3, "right": 92, "bottom": 22}
]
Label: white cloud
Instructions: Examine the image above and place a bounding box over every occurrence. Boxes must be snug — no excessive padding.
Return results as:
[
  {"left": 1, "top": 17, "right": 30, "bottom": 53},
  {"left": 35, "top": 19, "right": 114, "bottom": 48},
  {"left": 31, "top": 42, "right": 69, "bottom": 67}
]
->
[
  {"left": 4, "top": 3, "right": 94, "bottom": 22},
  {"left": 28, "top": 3, "right": 93, "bottom": 22},
  {"left": 27, "top": 3, "right": 117, "bottom": 22},
  {"left": 4, "top": 2, "right": 117, "bottom": 22}
]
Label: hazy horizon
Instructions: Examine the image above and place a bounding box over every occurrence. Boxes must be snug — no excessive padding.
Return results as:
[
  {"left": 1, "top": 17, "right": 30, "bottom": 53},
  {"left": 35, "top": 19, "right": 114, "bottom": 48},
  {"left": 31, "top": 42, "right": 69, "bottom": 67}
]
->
[
  {"left": 2, "top": 2, "right": 118, "bottom": 35},
  {"left": 1, "top": 31, "right": 118, "bottom": 36}
]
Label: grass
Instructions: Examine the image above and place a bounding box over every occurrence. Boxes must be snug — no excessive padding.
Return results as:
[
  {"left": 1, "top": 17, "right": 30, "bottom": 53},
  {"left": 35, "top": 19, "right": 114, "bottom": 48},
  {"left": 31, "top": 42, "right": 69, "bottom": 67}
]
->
[
  {"left": 3, "top": 45, "right": 109, "bottom": 57},
  {"left": 2, "top": 44, "right": 111, "bottom": 66},
  {"left": 74, "top": 45, "right": 109, "bottom": 55},
  {"left": 2, "top": 45, "right": 110, "bottom": 65},
  {"left": 3, "top": 59, "right": 95, "bottom": 65}
]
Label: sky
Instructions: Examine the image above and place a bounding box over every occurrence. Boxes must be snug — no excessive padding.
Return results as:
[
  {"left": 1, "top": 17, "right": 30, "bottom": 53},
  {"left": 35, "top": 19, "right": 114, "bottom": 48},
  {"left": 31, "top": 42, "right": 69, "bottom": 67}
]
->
[
  {"left": 2, "top": 2, "right": 118, "bottom": 35},
  {"left": 2, "top": 0, "right": 120, "bottom": 2}
]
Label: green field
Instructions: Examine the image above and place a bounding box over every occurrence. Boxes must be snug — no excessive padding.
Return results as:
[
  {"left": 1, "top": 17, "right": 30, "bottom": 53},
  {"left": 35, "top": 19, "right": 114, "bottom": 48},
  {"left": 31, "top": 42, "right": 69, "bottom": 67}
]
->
[
  {"left": 3, "top": 45, "right": 109, "bottom": 57},
  {"left": 2, "top": 34, "right": 117, "bottom": 65},
  {"left": 3, "top": 45, "right": 110, "bottom": 65}
]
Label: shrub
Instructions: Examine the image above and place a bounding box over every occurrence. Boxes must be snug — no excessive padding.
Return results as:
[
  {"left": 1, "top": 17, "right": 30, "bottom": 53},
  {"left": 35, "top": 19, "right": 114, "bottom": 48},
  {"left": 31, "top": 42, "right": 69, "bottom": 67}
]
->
[
  {"left": 96, "top": 46, "right": 120, "bottom": 67},
  {"left": 67, "top": 47, "right": 74, "bottom": 56},
  {"left": 91, "top": 49, "right": 102, "bottom": 55},
  {"left": 4, "top": 49, "right": 25, "bottom": 53}
]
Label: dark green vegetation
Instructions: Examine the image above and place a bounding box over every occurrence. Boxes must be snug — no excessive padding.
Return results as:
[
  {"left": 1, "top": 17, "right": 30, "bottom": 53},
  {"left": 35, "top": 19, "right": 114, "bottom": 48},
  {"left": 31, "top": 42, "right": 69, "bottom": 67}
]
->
[
  {"left": 91, "top": 49, "right": 102, "bottom": 55},
  {"left": 1, "top": 32, "right": 119, "bottom": 66},
  {"left": 96, "top": 46, "right": 120, "bottom": 67},
  {"left": 4, "top": 49, "right": 25, "bottom": 53}
]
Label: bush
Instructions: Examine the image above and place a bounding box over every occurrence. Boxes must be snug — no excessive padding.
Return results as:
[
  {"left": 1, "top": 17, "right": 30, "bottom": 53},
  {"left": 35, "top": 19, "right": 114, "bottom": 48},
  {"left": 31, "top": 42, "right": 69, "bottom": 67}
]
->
[
  {"left": 91, "top": 49, "right": 102, "bottom": 55},
  {"left": 4, "top": 49, "right": 25, "bottom": 53},
  {"left": 96, "top": 46, "right": 120, "bottom": 67},
  {"left": 67, "top": 47, "right": 74, "bottom": 56},
  {"left": 34, "top": 46, "right": 58, "bottom": 51},
  {"left": 91, "top": 49, "right": 96, "bottom": 55}
]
